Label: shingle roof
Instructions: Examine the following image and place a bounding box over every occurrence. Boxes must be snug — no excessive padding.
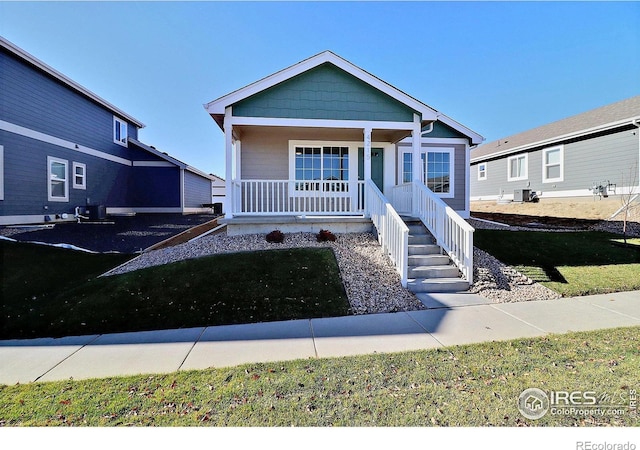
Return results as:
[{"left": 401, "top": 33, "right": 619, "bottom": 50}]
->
[{"left": 471, "top": 95, "right": 640, "bottom": 162}]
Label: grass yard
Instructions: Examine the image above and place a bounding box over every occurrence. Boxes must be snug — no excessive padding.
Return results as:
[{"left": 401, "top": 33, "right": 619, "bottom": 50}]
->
[
  {"left": 1, "top": 241, "right": 350, "bottom": 340},
  {"left": 1, "top": 326, "right": 638, "bottom": 426},
  {"left": 474, "top": 230, "right": 640, "bottom": 297}
]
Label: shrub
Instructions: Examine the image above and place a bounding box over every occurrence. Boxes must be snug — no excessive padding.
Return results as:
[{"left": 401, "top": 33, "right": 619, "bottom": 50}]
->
[
  {"left": 266, "top": 230, "right": 285, "bottom": 243},
  {"left": 316, "top": 229, "right": 336, "bottom": 242}
]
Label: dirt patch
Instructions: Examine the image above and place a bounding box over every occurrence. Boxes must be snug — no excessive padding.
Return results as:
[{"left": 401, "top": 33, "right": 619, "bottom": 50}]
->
[
  {"left": 471, "top": 211, "right": 601, "bottom": 230},
  {"left": 144, "top": 218, "right": 223, "bottom": 251},
  {"left": 471, "top": 196, "right": 629, "bottom": 221}
]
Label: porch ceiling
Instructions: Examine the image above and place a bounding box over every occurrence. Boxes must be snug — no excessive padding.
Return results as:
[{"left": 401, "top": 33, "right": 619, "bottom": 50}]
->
[{"left": 232, "top": 125, "right": 411, "bottom": 144}]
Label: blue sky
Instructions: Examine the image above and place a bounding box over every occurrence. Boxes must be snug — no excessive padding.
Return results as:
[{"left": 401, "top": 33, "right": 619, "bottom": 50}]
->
[{"left": 1, "top": 1, "right": 639, "bottom": 177}]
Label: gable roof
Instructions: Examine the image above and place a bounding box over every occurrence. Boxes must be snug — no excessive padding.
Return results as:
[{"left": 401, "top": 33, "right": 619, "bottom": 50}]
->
[
  {"left": 471, "top": 95, "right": 640, "bottom": 163},
  {"left": 204, "top": 50, "right": 483, "bottom": 144},
  {"left": 0, "top": 36, "right": 145, "bottom": 128}
]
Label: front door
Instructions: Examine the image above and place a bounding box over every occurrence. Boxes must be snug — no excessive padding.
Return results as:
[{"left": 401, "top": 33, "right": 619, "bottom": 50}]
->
[{"left": 358, "top": 147, "right": 384, "bottom": 192}]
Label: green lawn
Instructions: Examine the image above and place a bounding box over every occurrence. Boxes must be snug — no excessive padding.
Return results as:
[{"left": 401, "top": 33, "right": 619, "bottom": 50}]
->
[
  {"left": 474, "top": 230, "right": 640, "bottom": 297},
  {"left": 1, "top": 326, "right": 637, "bottom": 426},
  {"left": 1, "top": 241, "right": 350, "bottom": 340}
]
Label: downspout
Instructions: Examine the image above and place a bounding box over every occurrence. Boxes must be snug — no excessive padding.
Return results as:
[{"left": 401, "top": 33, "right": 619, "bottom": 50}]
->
[{"left": 635, "top": 119, "right": 640, "bottom": 188}]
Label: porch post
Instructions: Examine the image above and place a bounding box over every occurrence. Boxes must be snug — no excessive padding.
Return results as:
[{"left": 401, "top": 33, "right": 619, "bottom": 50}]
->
[
  {"left": 363, "top": 127, "right": 372, "bottom": 216},
  {"left": 364, "top": 127, "right": 372, "bottom": 181},
  {"left": 411, "top": 114, "right": 422, "bottom": 216},
  {"left": 224, "top": 106, "right": 234, "bottom": 219}
]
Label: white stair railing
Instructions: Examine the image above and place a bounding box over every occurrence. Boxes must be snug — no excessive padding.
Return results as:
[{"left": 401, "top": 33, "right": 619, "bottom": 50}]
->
[
  {"left": 365, "top": 180, "right": 409, "bottom": 287},
  {"left": 413, "top": 181, "right": 474, "bottom": 283}
]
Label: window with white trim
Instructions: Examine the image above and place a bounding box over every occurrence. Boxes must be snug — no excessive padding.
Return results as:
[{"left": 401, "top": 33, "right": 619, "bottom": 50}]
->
[
  {"left": 294, "top": 145, "right": 349, "bottom": 191},
  {"left": 507, "top": 154, "right": 528, "bottom": 181},
  {"left": 73, "top": 162, "right": 86, "bottom": 189},
  {"left": 48, "top": 156, "right": 68, "bottom": 202},
  {"left": 399, "top": 148, "right": 454, "bottom": 197},
  {"left": 478, "top": 162, "right": 487, "bottom": 181},
  {"left": 542, "top": 146, "right": 563, "bottom": 182},
  {"left": 113, "top": 116, "right": 128, "bottom": 146}
]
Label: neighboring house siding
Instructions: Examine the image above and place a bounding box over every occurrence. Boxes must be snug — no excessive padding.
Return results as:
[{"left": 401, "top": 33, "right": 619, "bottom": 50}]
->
[
  {"left": 0, "top": 49, "right": 137, "bottom": 161},
  {"left": 233, "top": 63, "right": 416, "bottom": 122},
  {"left": 0, "top": 129, "right": 130, "bottom": 217},
  {"left": 470, "top": 127, "right": 639, "bottom": 199},
  {"left": 184, "top": 171, "right": 213, "bottom": 208}
]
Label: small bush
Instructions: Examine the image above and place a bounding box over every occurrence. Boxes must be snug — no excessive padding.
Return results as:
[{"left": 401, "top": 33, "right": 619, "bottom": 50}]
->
[
  {"left": 317, "top": 229, "right": 336, "bottom": 242},
  {"left": 266, "top": 230, "right": 285, "bottom": 243}
]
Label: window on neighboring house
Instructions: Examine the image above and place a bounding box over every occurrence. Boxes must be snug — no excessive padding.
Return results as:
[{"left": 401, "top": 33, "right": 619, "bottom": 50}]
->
[
  {"left": 478, "top": 162, "right": 487, "bottom": 180},
  {"left": 73, "top": 162, "right": 86, "bottom": 189},
  {"left": 48, "top": 156, "right": 68, "bottom": 202},
  {"left": 543, "top": 146, "right": 563, "bottom": 182},
  {"left": 294, "top": 146, "right": 349, "bottom": 191},
  {"left": 508, "top": 154, "right": 528, "bottom": 181},
  {"left": 401, "top": 148, "right": 454, "bottom": 196},
  {"left": 113, "top": 116, "right": 128, "bottom": 146},
  {"left": 0, "top": 145, "right": 4, "bottom": 201}
]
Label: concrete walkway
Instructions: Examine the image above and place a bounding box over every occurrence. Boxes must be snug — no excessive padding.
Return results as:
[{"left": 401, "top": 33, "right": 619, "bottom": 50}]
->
[{"left": 1, "top": 291, "right": 638, "bottom": 385}]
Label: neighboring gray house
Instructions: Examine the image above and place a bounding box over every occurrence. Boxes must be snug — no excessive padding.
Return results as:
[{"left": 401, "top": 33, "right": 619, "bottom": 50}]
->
[{"left": 470, "top": 96, "right": 640, "bottom": 202}]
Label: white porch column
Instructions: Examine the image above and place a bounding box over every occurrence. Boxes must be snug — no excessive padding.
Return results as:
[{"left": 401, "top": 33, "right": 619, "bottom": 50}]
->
[
  {"left": 411, "top": 114, "right": 422, "bottom": 216},
  {"left": 364, "top": 127, "right": 372, "bottom": 181},
  {"left": 224, "top": 106, "right": 234, "bottom": 219},
  {"left": 363, "top": 127, "right": 372, "bottom": 217}
]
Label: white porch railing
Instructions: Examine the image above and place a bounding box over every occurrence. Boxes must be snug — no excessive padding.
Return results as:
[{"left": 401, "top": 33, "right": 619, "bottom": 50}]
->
[
  {"left": 365, "top": 180, "right": 409, "bottom": 287},
  {"left": 232, "top": 179, "right": 365, "bottom": 215},
  {"left": 391, "top": 183, "right": 413, "bottom": 215},
  {"left": 412, "top": 181, "right": 474, "bottom": 283}
]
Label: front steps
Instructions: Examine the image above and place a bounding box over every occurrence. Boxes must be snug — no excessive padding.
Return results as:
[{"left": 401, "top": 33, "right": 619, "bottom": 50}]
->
[{"left": 404, "top": 218, "right": 470, "bottom": 293}]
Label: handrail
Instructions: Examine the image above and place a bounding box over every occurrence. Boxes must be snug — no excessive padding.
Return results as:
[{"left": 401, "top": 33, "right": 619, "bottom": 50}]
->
[
  {"left": 412, "top": 181, "right": 474, "bottom": 283},
  {"left": 365, "top": 180, "right": 409, "bottom": 287}
]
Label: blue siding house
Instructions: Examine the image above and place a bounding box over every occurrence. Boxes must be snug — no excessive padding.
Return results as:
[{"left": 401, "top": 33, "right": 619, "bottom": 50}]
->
[{"left": 0, "top": 37, "right": 215, "bottom": 225}]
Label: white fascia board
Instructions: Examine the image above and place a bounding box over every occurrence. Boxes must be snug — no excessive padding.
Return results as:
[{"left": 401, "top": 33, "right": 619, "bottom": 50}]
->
[
  {"left": 229, "top": 115, "right": 417, "bottom": 131},
  {"left": 436, "top": 114, "right": 484, "bottom": 145},
  {"left": 204, "top": 51, "right": 437, "bottom": 121},
  {"left": 1, "top": 37, "right": 144, "bottom": 129},
  {"left": 185, "top": 165, "right": 217, "bottom": 181},
  {"left": 471, "top": 117, "right": 640, "bottom": 163},
  {"left": 132, "top": 161, "right": 176, "bottom": 168}
]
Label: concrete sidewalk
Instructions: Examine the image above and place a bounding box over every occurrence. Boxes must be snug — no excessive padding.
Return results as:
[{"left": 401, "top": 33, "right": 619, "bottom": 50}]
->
[{"left": 1, "top": 291, "right": 638, "bottom": 385}]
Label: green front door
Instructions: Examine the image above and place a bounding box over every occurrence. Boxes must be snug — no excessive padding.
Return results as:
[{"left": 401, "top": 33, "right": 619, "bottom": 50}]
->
[{"left": 358, "top": 147, "right": 384, "bottom": 192}]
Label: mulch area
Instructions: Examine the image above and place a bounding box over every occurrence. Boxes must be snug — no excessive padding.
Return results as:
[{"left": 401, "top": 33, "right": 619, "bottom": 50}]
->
[
  {"left": 0, "top": 214, "right": 219, "bottom": 254},
  {"left": 471, "top": 211, "right": 603, "bottom": 230}
]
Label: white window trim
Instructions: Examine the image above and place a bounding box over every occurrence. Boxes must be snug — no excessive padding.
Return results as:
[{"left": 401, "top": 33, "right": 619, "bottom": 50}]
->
[
  {"left": 507, "top": 153, "right": 528, "bottom": 182},
  {"left": 113, "top": 116, "right": 128, "bottom": 147},
  {"left": 288, "top": 140, "right": 358, "bottom": 197},
  {"left": 47, "top": 156, "right": 69, "bottom": 202},
  {"left": 397, "top": 147, "right": 455, "bottom": 198},
  {"left": 477, "top": 162, "right": 487, "bottom": 181},
  {"left": 73, "top": 162, "right": 87, "bottom": 190},
  {"left": 0, "top": 145, "right": 4, "bottom": 201},
  {"left": 542, "top": 145, "right": 564, "bottom": 183}
]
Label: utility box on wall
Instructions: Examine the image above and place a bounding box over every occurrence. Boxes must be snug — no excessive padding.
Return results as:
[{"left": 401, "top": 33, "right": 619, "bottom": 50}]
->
[{"left": 514, "top": 189, "right": 531, "bottom": 202}]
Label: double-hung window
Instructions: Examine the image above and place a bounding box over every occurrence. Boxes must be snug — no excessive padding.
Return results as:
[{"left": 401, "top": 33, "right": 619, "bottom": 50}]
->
[
  {"left": 400, "top": 148, "right": 454, "bottom": 197},
  {"left": 73, "top": 162, "right": 86, "bottom": 189},
  {"left": 507, "top": 154, "right": 528, "bottom": 181},
  {"left": 294, "top": 146, "right": 349, "bottom": 191},
  {"left": 113, "top": 116, "right": 128, "bottom": 146},
  {"left": 478, "top": 162, "right": 487, "bottom": 181},
  {"left": 48, "top": 156, "right": 68, "bottom": 202},
  {"left": 543, "top": 146, "right": 563, "bottom": 183}
]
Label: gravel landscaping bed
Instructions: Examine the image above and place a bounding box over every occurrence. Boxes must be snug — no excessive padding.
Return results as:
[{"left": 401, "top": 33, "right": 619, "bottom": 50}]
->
[{"left": 106, "top": 227, "right": 563, "bottom": 313}]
